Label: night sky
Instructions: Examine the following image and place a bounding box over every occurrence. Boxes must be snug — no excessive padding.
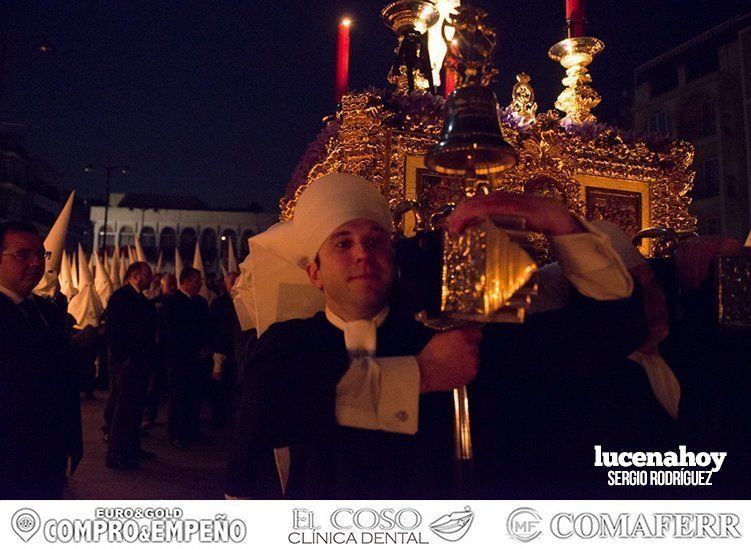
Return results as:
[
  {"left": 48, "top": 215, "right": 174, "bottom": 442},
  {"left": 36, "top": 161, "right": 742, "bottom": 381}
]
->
[{"left": 2, "top": 1, "right": 749, "bottom": 213}]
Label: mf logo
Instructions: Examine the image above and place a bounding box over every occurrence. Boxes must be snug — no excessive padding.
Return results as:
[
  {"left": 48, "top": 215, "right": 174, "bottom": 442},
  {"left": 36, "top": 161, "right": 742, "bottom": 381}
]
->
[{"left": 506, "top": 507, "right": 542, "bottom": 542}]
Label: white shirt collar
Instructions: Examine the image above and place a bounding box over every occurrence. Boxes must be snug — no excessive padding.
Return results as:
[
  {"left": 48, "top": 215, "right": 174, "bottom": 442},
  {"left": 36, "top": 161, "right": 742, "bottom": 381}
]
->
[
  {"left": 325, "top": 306, "right": 390, "bottom": 357},
  {"left": 324, "top": 305, "right": 390, "bottom": 330},
  {"left": 0, "top": 283, "right": 25, "bottom": 305}
]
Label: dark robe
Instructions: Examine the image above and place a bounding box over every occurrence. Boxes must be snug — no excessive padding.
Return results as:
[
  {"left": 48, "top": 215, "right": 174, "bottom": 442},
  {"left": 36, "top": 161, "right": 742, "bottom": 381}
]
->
[
  {"left": 651, "top": 259, "right": 751, "bottom": 498},
  {"left": 105, "top": 284, "right": 157, "bottom": 360},
  {"left": 471, "top": 291, "right": 670, "bottom": 498},
  {"left": 103, "top": 284, "right": 157, "bottom": 463},
  {"left": 228, "top": 291, "right": 662, "bottom": 499},
  {"left": 210, "top": 291, "right": 242, "bottom": 426},
  {"left": 161, "top": 291, "right": 212, "bottom": 444},
  {"left": 0, "top": 293, "right": 82, "bottom": 498},
  {"left": 227, "top": 306, "right": 455, "bottom": 499}
]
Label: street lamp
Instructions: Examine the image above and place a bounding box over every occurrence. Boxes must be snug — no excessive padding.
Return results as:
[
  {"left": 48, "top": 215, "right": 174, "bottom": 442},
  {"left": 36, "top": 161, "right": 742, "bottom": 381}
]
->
[{"left": 85, "top": 164, "right": 130, "bottom": 253}]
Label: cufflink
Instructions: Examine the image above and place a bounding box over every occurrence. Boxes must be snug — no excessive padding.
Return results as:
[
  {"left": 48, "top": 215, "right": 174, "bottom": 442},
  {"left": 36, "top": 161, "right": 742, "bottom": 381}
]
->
[{"left": 395, "top": 411, "right": 409, "bottom": 423}]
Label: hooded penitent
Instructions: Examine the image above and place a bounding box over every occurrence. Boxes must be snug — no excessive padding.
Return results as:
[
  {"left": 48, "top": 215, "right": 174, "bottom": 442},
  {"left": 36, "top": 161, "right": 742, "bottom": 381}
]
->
[
  {"left": 119, "top": 249, "right": 128, "bottom": 283},
  {"left": 68, "top": 243, "right": 104, "bottom": 329},
  {"left": 109, "top": 249, "right": 121, "bottom": 288},
  {"left": 155, "top": 250, "right": 163, "bottom": 275},
  {"left": 174, "top": 247, "right": 184, "bottom": 279},
  {"left": 227, "top": 236, "right": 238, "bottom": 274},
  {"left": 134, "top": 233, "right": 147, "bottom": 262},
  {"left": 71, "top": 248, "right": 79, "bottom": 290},
  {"left": 192, "top": 240, "right": 214, "bottom": 302},
  {"left": 59, "top": 250, "right": 77, "bottom": 302},
  {"left": 34, "top": 191, "right": 75, "bottom": 298},
  {"left": 94, "top": 250, "right": 114, "bottom": 308}
]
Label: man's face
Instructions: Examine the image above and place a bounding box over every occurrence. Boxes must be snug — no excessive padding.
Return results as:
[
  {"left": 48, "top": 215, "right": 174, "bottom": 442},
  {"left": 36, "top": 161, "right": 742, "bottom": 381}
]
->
[
  {"left": 132, "top": 265, "right": 153, "bottom": 292},
  {"left": 161, "top": 274, "right": 177, "bottom": 296},
  {"left": 224, "top": 272, "right": 238, "bottom": 293},
  {"left": 0, "top": 231, "right": 45, "bottom": 298},
  {"left": 306, "top": 218, "right": 394, "bottom": 320},
  {"left": 182, "top": 273, "right": 202, "bottom": 296}
]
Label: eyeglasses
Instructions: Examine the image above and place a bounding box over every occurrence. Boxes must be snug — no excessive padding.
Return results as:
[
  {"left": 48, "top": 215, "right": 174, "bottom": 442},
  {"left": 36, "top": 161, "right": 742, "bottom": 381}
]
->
[{"left": 0, "top": 249, "right": 52, "bottom": 262}]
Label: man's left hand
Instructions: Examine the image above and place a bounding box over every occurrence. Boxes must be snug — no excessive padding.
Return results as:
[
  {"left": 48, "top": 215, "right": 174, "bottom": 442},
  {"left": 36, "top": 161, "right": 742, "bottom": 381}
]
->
[{"left": 447, "top": 191, "right": 583, "bottom": 236}]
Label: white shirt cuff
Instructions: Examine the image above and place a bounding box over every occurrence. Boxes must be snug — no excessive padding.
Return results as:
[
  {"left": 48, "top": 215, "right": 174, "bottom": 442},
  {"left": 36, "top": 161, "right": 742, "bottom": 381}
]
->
[
  {"left": 335, "top": 356, "right": 420, "bottom": 435},
  {"left": 375, "top": 356, "right": 420, "bottom": 434},
  {"left": 549, "top": 216, "right": 634, "bottom": 300}
]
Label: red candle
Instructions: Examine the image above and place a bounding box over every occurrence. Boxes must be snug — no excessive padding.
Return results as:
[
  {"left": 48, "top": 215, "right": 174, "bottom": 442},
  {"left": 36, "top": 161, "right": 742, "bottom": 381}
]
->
[
  {"left": 443, "top": 66, "right": 455, "bottom": 98},
  {"left": 335, "top": 18, "right": 351, "bottom": 104},
  {"left": 566, "top": 0, "right": 586, "bottom": 38},
  {"left": 443, "top": 41, "right": 457, "bottom": 97}
]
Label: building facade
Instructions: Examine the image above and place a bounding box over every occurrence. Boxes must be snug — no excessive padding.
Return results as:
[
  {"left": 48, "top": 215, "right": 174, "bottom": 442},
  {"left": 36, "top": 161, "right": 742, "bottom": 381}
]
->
[
  {"left": 89, "top": 193, "right": 277, "bottom": 277},
  {"left": 1, "top": 133, "right": 92, "bottom": 249},
  {"left": 633, "top": 12, "right": 751, "bottom": 240}
]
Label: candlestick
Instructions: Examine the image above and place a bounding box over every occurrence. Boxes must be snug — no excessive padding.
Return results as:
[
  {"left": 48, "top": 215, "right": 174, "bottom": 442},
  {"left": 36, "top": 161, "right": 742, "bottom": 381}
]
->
[
  {"left": 335, "top": 18, "right": 351, "bottom": 104},
  {"left": 548, "top": 35, "right": 604, "bottom": 125},
  {"left": 566, "top": 0, "right": 586, "bottom": 38},
  {"left": 381, "top": 0, "right": 439, "bottom": 93}
]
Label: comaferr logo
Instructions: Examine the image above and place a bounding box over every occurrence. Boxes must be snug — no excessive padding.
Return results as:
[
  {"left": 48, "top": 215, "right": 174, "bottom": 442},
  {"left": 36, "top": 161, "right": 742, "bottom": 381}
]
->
[
  {"left": 505, "top": 509, "right": 742, "bottom": 541},
  {"left": 550, "top": 513, "right": 741, "bottom": 539}
]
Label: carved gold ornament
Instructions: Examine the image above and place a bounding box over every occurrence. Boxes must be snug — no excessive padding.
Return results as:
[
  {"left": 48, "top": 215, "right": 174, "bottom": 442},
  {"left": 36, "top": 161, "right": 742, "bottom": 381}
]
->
[
  {"left": 717, "top": 249, "right": 751, "bottom": 329},
  {"left": 441, "top": 218, "right": 538, "bottom": 323},
  {"left": 508, "top": 73, "right": 538, "bottom": 126},
  {"left": 282, "top": 88, "right": 695, "bottom": 258}
]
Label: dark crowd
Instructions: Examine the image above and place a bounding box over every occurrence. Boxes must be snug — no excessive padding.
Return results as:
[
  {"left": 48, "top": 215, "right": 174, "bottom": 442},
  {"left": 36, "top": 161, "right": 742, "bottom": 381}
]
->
[{"left": 1, "top": 220, "right": 251, "bottom": 497}]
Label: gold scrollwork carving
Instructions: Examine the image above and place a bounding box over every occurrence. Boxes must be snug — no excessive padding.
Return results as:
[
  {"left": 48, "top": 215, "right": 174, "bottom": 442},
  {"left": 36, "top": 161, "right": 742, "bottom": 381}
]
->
[{"left": 281, "top": 89, "right": 696, "bottom": 257}]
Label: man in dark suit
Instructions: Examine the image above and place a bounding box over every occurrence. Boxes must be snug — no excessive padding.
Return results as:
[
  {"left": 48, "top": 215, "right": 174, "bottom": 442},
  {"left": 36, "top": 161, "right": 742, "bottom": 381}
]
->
[
  {"left": 0, "top": 221, "right": 82, "bottom": 498},
  {"left": 162, "top": 267, "right": 212, "bottom": 449},
  {"left": 103, "top": 261, "right": 157, "bottom": 469},
  {"left": 209, "top": 271, "right": 240, "bottom": 428},
  {"left": 142, "top": 273, "right": 177, "bottom": 429}
]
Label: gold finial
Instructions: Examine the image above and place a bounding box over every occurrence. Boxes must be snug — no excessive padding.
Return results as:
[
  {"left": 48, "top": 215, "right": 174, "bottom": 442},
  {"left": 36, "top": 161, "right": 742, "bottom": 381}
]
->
[
  {"left": 443, "top": 5, "right": 499, "bottom": 89},
  {"left": 382, "top": 0, "right": 440, "bottom": 93},
  {"left": 548, "top": 36, "right": 604, "bottom": 125},
  {"left": 509, "top": 73, "right": 537, "bottom": 125}
]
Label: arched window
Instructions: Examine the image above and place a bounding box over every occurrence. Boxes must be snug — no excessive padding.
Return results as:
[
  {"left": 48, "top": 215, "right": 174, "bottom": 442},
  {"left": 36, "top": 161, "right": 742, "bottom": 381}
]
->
[
  {"left": 98, "top": 224, "right": 115, "bottom": 251},
  {"left": 140, "top": 226, "right": 157, "bottom": 262},
  {"left": 179, "top": 227, "right": 197, "bottom": 262},
  {"left": 119, "top": 225, "right": 135, "bottom": 247},
  {"left": 200, "top": 228, "right": 218, "bottom": 264},
  {"left": 159, "top": 227, "right": 176, "bottom": 252}
]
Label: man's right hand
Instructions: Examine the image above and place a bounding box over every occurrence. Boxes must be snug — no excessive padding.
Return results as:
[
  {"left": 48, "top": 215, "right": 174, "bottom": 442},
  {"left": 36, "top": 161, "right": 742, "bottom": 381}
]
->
[{"left": 417, "top": 328, "right": 481, "bottom": 393}]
